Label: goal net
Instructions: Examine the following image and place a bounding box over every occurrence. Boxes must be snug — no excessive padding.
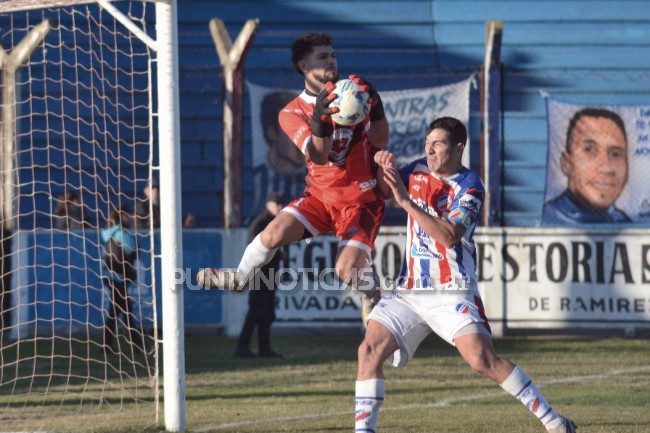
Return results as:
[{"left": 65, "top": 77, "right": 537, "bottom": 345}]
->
[{"left": 0, "top": 1, "right": 163, "bottom": 430}]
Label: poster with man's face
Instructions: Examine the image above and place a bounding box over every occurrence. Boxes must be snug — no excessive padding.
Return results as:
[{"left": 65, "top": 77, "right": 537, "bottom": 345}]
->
[{"left": 542, "top": 99, "right": 650, "bottom": 225}]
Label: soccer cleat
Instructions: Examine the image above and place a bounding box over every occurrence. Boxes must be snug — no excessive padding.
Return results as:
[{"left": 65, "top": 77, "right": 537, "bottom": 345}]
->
[
  {"left": 196, "top": 268, "right": 244, "bottom": 291},
  {"left": 258, "top": 348, "right": 284, "bottom": 358},
  {"left": 361, "top": 290, "right": 381, "bottom": 328},
  {"left": 233, "top": 347, "right": 256, "bottom": 358},
  {"left": 548, "top": 417, "right": 577, "bottom": 433}
]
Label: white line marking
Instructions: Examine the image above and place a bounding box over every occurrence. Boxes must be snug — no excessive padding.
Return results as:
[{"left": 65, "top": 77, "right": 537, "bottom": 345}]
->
[{"left": 195, "top": 365, "right": 650, "bottom": 431}]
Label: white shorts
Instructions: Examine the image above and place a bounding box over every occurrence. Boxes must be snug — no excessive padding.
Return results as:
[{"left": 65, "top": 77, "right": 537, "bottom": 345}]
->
[{"left": 367, "top": 290, "right": 492, "bottom": 367}]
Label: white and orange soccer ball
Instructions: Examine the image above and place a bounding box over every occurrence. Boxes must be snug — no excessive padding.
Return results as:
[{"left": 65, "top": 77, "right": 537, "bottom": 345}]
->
[{"left": 330, "top": 79, "right": 370, "bottom": 127}]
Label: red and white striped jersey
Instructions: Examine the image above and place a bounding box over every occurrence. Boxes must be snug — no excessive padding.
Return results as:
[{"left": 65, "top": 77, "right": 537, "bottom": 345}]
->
[
  {"left": 396, "top": 158, "right": 484, "bottom": 293},
  {"left": 278, "top": 90, "right": 381, "bottom": 206}
]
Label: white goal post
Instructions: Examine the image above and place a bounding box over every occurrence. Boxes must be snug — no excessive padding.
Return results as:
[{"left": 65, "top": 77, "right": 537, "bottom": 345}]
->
[{"left": 0, "top": 1, "right": 184, "bottom": 431}]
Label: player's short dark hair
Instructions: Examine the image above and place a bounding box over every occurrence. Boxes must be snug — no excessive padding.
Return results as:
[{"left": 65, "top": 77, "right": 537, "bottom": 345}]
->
[
  {"left": 427, "top": 117, "right": 467, "bottom": 146},
  {"left": 566, "top": 108, "right": 627, "bottom": 152},
  {"left": 291, "top": 32, "right": 334, "bottom": 76},
  {"left": 261, "top": 91, "right": 298, "bottom": 143}
]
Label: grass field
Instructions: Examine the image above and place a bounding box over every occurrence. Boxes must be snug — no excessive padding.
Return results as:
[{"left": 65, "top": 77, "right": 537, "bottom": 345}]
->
[{"left": 1, "top": 330, "right": 650, "bottom": 432}]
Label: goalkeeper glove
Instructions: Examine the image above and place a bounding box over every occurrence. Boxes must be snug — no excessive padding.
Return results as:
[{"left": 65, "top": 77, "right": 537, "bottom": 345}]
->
[
  {"left": 349, "top": 74, "right": 385, "bottom": 122},
  {"left": 311, "top": 81, "right": 338, "bottom": 138}
]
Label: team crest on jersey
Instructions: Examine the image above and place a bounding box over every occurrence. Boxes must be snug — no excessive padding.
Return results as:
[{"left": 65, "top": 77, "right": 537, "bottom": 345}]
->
[
  {"left": 328, "top": 128, "right": 354, "bottom": 165},
  {"left": 455, "top": 303, "right": 470, "bottom": 314},
  {"left": 358, "top": 178, "right": 377, "bottom": 192}
]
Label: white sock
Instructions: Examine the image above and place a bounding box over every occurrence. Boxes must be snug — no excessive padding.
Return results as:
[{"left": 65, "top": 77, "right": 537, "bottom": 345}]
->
[
  {"left": 500, "top": 366, "right": 561, "bottom": 428},
  {"left": 236, "top": 234, "right": 277, "bottom": 287},
  {"left": 355, "top": 378, "right": 384, "bottom": 433}
]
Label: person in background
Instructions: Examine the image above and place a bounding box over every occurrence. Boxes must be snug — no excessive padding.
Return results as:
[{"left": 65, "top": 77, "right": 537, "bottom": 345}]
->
[
  {"left": 234, "top": 192, "right": 286, "bottom": 359},
  {"left": 542, "top": 107, "right": 630, "bottom": 225},
  {"left": 135, "top": 178, "right": 197, "bottom": 228},
  {"left": 356, "top": 117, "right": 577, "bottom": 433},
  {"left": 101, "top": 206, "right": 143, "bottom": 356},
  {"left": 135, "top": 179, "right": 160, "bottom": 229},
  {"left": 54, "top": 190, "right": 87, "bottom": 229}
]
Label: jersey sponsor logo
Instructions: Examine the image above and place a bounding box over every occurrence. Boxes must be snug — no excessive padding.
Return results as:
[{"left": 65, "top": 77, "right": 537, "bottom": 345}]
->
[
  {"left": 414, "top": 198, "right": 436, "bottom": 217},
  {"left": 414, "top": 224, "right": 431, "bottom": 239},
  {"left": 410, "top": 242, "right": 443, "bottom": 260},
  {"left": 459, "top": 192, "right": 481, "bottom": 214},
  {"left": 358, "top": 178, "right": 377, "bottom": 192},
  {"left": 293, "top": 124, "right": 309, "bottom": 145},
  {"left": 449, "top": 208, "right": 474, "bottom": 229}
]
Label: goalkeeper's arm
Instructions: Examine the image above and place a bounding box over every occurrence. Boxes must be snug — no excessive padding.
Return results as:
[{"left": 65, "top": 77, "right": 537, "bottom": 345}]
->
[{"left": 349, "top": 74, "right": 388, "bottom": 149}]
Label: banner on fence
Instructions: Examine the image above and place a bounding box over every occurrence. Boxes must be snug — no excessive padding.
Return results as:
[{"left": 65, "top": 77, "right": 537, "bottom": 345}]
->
[
  {"left": 543, "top": 98, "right": 650, "bottom": 225},
  {"left": 220, "top": 227, "right": 650, "bottom": 335},
  {"left": 247, "top": 78, "right": 472, "bottom": 223}
]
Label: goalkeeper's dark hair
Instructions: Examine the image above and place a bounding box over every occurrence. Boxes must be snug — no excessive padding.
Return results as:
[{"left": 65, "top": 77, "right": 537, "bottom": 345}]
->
[
  {"left": 291, "top": 32, "right": 334, "bottom": 76},
  {"left": 427, "top": 117, "right": 467, "bottom": 146},
  {"left": 566, "top": 108, "right": 627, "bottom": 153}
]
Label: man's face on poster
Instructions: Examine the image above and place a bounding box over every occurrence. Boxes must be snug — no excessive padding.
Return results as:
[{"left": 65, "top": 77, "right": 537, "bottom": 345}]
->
[{"left": 561, "top": 115, "right": 628, "bottom": 211}]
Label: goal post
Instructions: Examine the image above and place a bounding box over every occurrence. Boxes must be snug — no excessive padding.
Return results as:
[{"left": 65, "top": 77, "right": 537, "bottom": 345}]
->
[
  {"left": 156, "top": 0, "right": 186, "bottom": 431},
  {"left": 0, "top": 1, "right": 185, "bottom": 431}
]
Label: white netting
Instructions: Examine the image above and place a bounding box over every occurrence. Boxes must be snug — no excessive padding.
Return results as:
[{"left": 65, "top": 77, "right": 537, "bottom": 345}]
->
[{"left": 0, "top": 1, "right": 159, "bottom": 429}]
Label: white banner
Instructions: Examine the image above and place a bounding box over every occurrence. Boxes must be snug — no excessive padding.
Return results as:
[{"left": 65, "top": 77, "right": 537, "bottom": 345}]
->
[
  {"left": 246, "top": 78, "right": 473, "bottom": 223},
  {"left": 273, "top": 228, "right": 407, "bottom": 324},
  {"left": 381, "top": 78, "right": 473, "bottom": 167},
  {"left": 476, "top": 228, "right": 650, "bottom": 328},
  {"left": 543, "top": 98, "right": 650, "bottom": 224},
  {"left": 221, "top": 227, "right": 650, "bottom": 335}
]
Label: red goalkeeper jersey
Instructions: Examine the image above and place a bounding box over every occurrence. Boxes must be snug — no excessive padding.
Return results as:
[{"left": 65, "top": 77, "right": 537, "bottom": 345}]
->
[{"left": 278, "top": 90, "right": 381, "bottom": 206}]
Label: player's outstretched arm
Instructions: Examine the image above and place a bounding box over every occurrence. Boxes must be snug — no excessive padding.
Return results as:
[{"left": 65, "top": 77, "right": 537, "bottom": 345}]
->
[
  {"left": 382, "top": 165, "right": 465, "bottom": 248},
  {"left": 350, "top": 74, "right": 389, "bottom": 149},
  {"left": 308, "top": 82, "right": 337, "bottom": 165},
  {"left": 374, "top": 150, "right": 396, "bottom": 198},
  {"left": 367, "top": 116, "right": 389, "bottom": 149}
]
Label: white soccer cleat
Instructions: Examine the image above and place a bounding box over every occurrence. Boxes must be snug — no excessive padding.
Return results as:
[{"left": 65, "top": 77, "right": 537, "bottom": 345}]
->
[
  {"left": 548, "top": 417, "right": 577, "bottom": 433},
  {"left": 196, "top": 268, "right": 244, "bottom": 291}
]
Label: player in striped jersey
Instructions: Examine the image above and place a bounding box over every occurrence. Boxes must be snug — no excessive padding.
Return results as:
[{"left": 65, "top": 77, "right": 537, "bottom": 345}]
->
[
  {"left": 197, "top": 32, "right": 388, "bottom": 318},
  {"left": 354, "top": 117, "right": 576, "bottom": 433}
]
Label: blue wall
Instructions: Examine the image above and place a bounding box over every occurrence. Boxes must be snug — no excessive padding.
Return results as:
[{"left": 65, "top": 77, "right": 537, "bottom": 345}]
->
[
  {"left": 13, "top": 229, "right": 223, "bottom": 335},
  {"left": 176, "top": 0, "right": 650, "bottom": 227},
  {"left": 2, "top": 1, "right": 650, "bottom": 228}
]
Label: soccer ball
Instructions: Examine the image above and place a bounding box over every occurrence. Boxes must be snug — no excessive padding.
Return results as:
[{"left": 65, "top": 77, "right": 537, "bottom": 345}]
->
[{"left": 330, "top": 79, "right": 370, "bottom": 127}]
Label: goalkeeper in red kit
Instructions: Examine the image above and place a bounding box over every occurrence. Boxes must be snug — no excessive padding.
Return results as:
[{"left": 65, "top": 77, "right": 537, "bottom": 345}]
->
[{"left": 198, "top": 32, "right": 388, "bottom": 320}]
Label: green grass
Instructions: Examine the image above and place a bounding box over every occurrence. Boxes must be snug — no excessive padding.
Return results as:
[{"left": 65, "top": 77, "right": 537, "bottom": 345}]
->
[{"left": 1, "top": 331, "right": 650, "bottom": 432}]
